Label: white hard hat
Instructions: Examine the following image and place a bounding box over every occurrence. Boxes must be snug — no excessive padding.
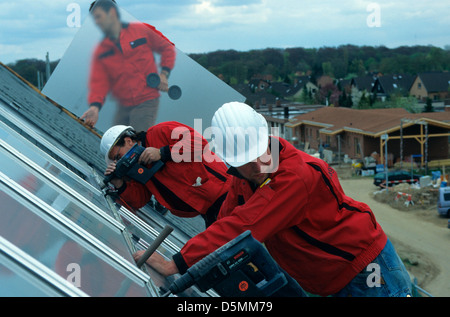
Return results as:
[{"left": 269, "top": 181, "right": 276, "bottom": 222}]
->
[
  {"left": 100, "top": 125, "right": 135, "bottom": 164},
  {"left": 211, "top": 102, "right": 269, "bottom": 167}
]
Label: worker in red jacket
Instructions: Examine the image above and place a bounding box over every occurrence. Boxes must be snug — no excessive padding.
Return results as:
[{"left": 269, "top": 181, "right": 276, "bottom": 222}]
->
[
  {"left": 101, "top": 122, "right": 230, "bottom": 227},
  {"left": 134, "top": 102, "right": 413, "bottom": 297},
  {"left": 82, "top": 0, "right": 176, "bottom": 131}
]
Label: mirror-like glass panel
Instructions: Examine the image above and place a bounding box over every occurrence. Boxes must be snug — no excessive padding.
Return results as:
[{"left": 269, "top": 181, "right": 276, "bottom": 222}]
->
[
  {"left": 0, "top": 146, "right": 132, "bottom": 262},
  {"left": 43, "top": 4, "right": 245, "bottom": 135},
  {"left": 0, "top": 262, "right": 52, "bottom": 297},
  {"left": 0, "top": 124, "right": 110, "bottom": 213},
  {"left": 0, "top": 186, "right": 149, "bottom": 297}
]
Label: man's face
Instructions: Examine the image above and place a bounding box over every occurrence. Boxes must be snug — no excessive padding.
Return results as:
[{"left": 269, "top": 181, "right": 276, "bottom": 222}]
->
[
  {"left": 92, "top": 7, "right": 116, "bottom": 35},
  {"left": 108, "top": 137, "right": 135, "bottom": 162},
  {"left": 235, "top": 148, "right": 273, "bottom": 186}
]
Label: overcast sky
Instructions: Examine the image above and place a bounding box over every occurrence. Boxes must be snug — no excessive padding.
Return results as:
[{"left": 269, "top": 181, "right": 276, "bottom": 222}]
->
[{"left": 0, "top": 0, "right": 449, "bottom": 64}]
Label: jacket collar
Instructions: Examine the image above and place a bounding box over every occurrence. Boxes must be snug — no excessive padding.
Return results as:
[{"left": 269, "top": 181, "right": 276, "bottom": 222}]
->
[{"left": 102, "top": 22, "right": 130, "bottom": 43}]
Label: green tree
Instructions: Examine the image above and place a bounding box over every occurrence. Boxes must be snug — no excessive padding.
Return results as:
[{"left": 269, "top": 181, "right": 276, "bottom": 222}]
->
[
  {"left": 322, "top": 61, "right": 334, "bottom": 77},
  {"left": 349, "top": 59, "right": 366, "bottom": 76},
  {"left": 339, "top": 89, "right": 353, "bottom": 108},
  {"left": 423, "top": 97, "right": 434, "bottom": 113},
  {"left": 7, "top": 58, "right": 58, "bottom": 88},
  {"left": 186, "top": 45, "right": 450, "bottom": 85},
  {"left": 357, "top": 92, "right": 371, "bottom": 109},
  {"left": 299, "top": 85, "right": 313, "bottom": 104}
]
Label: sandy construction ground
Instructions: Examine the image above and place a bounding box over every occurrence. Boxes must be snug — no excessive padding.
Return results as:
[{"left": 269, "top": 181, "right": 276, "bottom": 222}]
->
[{"left": 340, "top": 177, "right": 450, "bottom": 297}]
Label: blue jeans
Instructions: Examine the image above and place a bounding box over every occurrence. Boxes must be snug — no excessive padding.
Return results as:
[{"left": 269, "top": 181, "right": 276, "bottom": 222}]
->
[{"left": 333, "top": 239, "right": 412, "bottom": 297}]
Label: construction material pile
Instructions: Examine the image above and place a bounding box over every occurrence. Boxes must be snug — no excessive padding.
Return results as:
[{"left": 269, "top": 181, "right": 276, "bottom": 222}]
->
[{"left": 373, "top": 182, "right": 439, "bottom": 211}]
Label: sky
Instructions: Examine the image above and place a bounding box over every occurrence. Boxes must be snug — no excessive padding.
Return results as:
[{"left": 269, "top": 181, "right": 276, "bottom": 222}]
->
[{"left": 0, "top": 0, "right": 449, "bottom": 64}]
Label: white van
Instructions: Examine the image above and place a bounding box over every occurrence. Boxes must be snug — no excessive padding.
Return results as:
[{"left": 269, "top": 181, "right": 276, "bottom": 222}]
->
[{"left": 437, "top": 187, "right": 450, "bottom": 217}]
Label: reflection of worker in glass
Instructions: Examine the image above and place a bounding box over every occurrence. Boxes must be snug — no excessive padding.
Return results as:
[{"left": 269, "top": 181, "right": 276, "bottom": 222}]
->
[{"left": 81, "top": 0, "right": 176, "bottom": 131}]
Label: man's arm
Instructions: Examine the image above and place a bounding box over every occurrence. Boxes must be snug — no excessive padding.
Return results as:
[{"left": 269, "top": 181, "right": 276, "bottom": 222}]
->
[
  {"left": 133, "top": 251, "right": 179, "bottom": 276},
  {"left": 117, "top": 180, "right": 153, "bottom": 210},
  {"left": 148, "top": 122, "right": 206, "bottom": 164},
  {"left": 133, "top": 177, "right": 240, "bottom": 276},
  {"left": 143, "top": 23, "right": 176, "bottom": 93},
  {"left": 80, "top": 105, "right": 100, "bottom": 128},
  {"left": 134, "top": 173, "right": 307, "bottom": 277},
  {"left": 143, "top": 23, "right": 176, "bottom": 71},
  {"left": 82, "top": 50, "right": 111, "bottom": 127},
  {"left": 171, "top": 171, "right": 309, "bottom": 275},
  {"left": 104, "top": 161, "right": 152, "bottom": 210}
]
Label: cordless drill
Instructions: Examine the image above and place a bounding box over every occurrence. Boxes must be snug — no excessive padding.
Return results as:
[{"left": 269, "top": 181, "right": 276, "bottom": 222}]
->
[
  {"left": 103, "top": 143, "right": 164, "bottom": 187},
  {"left": 165, "top": 231, "right": 289, "bottom": 297}
]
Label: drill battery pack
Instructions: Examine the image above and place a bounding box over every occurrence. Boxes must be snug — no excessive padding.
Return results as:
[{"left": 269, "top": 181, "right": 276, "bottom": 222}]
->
[
  {"left": 168, "top": 231, "right": 291, "bottom": 297},
  {"left": 104, "top": 144, "right": 164, "bottom": 186}
]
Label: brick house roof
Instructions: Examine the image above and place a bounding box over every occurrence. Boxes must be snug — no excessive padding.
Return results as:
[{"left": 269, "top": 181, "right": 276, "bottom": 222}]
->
[{"left": 286, "top": 107, "right": 450, "bottom": 137}]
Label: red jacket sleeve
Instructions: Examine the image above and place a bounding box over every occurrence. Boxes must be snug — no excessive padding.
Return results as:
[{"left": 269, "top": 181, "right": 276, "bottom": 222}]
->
[
  {"left": 150, "top": 122, "right": 206, "bottom": 163},
  {"left": 143, "top": 23, "right": 176, "bottom": 72},
  {"left": 175, "top": 171, "right": 309, "bottom": 272},
  {"left": 119, "top": 180, "right": 153, "bottom": 210},
  {"left": 88, "top": 47, "right": 111, "bottom": 107}
]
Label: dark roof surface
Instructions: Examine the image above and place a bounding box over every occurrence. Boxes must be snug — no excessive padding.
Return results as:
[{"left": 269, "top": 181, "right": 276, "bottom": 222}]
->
[
  {"left": 373, "top": 74, "right": 415, "bottom": 95},
  {"left": 418, "top": 72, "right": 450, "bottom": 93},
  {"left": 0, "top": 63, "right": 106, "bottom": 172}
]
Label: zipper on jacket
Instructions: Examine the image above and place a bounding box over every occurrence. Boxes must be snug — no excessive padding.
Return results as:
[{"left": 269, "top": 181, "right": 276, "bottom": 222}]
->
[
  {"left": 115, "top": 41, "right": 123, "bottom": 54},
  {"left": 204, "top": 164, "right": 228, "bottom": 183},
  {"left": 307, "top": 162, "right": 377, "bottom": 229},
  {"left": 292, "top": 226, "right": 356, "bottom": 261}
]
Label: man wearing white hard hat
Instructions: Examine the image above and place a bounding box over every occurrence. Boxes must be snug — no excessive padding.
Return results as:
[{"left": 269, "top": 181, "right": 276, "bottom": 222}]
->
[
  {"left": 100, "top": 121, "right": 230, "bottom": 227},
  {"left": 134, "top": 102, "right": 412, "bottom": 297}
]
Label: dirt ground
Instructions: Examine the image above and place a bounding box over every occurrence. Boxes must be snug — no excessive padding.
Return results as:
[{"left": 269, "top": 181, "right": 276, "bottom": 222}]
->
[{"left": 335, "top": 166, "right": 450, "bottom": 297}]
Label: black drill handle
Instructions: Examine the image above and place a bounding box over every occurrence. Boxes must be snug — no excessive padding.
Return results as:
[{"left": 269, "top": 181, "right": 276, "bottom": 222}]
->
[
  {"left": 103, "top": 172, "right": 115, "bottom": 185},
  {"left": 169, "top": 248, "right": 221, "bottom": 294}
]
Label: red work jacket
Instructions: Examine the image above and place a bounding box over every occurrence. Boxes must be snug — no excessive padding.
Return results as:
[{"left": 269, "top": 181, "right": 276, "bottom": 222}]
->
[
  {"left": 173, "top": 137, "right": 387, "bottom": 296},
  {"left": 88, "top": 22, "right": 176, "bottom": 108},
  {"left": 119, "top": 122, "right": 231, "bottom": 218}
]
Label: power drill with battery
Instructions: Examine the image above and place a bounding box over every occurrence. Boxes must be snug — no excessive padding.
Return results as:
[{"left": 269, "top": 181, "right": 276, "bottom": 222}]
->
[
  {"left": 103, "top": 143, "right": 164, "bottom": 188},
  {"left": 164, "top": 231, "right": 299, "bottom": 297}
]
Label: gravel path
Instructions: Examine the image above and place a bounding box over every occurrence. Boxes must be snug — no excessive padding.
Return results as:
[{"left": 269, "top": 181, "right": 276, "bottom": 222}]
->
[{"left": 339, "top": 178, "right": 450, "bottom": 297}]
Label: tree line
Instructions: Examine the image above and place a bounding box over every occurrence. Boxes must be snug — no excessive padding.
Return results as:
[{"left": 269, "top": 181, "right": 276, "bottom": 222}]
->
[
  {"left": 6, "top": 58, "right": 59, "bottom": 89},
  {"left": 6, "top": 44, "right": 450, "bottom": 91},
  {"left": 188, "top": 45, "right": 450, "bottom": 85}
]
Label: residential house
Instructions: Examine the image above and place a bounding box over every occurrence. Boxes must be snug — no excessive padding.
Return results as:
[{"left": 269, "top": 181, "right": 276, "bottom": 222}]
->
[
  {"left": 316, "top": 75, "right": 334, "bottom": 88},
  {"left": 350, "top": 75, "right": 378, "bottom": 94},
  {"left": 232, "top": 76, "right": 319, "bottom": 109},
  {"left": 263, "top": 115, "right": 289, "bottom": 139},
  {"left": 409, "top": 72, "right": 450, "bottom": 103},
  {"left": 233, "top": 83, "right": 289, "bottom": 109},
  {"left": 372, "top": 74, "right": 415, "bottom": 101},
  {"left": 248, "top": 78, "right": 271, "bottom": 92},
  {"left": 284, "top": 76, "right": 318, "bottom": 100},
  {"left": 269, "top": 81, "right": 292, "bottom": 97},
  {"left": 285, "top": 107, "right": 450, "bottom": 166},
  {"left": 337, "top": 79, "right": 352, "bottom": 94}
]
